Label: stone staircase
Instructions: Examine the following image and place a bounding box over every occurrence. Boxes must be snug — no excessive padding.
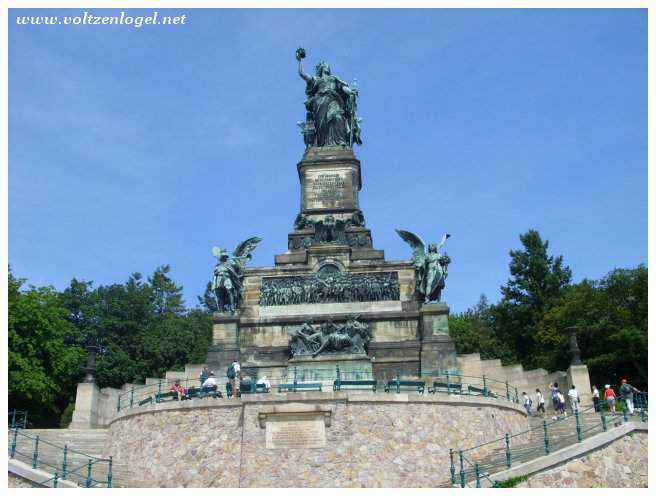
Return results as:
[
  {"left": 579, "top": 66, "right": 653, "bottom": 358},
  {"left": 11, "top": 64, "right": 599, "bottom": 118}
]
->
[
  {"left": 443, "top": 409, "right": 625, "bottom": 487},
  {"left": 8, "top": 428, "right": 133, "bottom": 487}
]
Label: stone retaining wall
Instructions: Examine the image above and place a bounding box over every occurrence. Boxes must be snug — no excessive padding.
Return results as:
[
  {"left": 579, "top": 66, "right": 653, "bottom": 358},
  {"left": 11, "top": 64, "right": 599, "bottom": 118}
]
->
[
  {"left": 517, "top": 430, "right": 648, "bottom": 488},
  {"left": 103, "top": 392, "right": 528, "bottom": 487}
]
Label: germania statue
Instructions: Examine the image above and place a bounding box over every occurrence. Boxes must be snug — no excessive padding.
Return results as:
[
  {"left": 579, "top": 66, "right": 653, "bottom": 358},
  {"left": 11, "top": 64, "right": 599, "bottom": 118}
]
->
[
  {"left": 296, "top": 47, "right": 362, "bottom": 148},
  {"left": 396, "top": 230, "right": 451, "bottom": 303},
  {"left": 211, "top": 237, "right": 262, "bottom": 313}
]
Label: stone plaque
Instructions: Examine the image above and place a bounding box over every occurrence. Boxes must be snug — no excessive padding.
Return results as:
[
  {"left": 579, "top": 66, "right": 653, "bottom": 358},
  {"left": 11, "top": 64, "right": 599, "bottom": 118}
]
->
[
  {"left": 302, "top": 168, "right": 356, "bottom": 211},
  {"left": 265, "top": 417, "right": 326, "bottom": 450}
]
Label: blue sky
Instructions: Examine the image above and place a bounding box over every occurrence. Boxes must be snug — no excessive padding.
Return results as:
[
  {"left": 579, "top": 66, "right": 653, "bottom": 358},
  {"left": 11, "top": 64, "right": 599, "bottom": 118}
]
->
[{"left": 9, "top": 9, "right": 647, "bottom": 312}]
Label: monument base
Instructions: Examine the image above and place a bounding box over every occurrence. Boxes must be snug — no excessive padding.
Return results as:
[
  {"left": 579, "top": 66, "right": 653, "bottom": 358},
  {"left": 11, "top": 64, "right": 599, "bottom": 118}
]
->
[{"left": 288, "top": 353, "right": 373, "bottom": 385}]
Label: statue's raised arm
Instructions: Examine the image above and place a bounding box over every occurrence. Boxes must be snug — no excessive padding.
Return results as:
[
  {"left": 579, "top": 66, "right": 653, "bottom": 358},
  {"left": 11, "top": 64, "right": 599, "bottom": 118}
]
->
[{"left": 296, "top": 47, "right": 311, "bottom": 83}]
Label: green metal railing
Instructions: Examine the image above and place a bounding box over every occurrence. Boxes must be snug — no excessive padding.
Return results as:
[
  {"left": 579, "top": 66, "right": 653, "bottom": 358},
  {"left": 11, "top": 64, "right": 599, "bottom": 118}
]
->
[
  {"left": 421, "top": 370, "right": 521, "bottom": 404},
  {"left": 8, "top": 409, "right": 28, "bottom": 429},
  {"left": 449, "top": 396, "right": 648, "bottom": 488},
  {"left": 115, "top": 367, "right": 524, "bottom": 415},
  {"left": 8, "top": 427, "right": 112, "bottom": 488}
]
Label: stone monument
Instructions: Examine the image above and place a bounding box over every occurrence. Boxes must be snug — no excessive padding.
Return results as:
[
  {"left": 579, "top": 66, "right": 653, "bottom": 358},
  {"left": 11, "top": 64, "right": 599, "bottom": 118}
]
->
[{"left": 205, "top": 48, "right": 458, "bottom": 384}]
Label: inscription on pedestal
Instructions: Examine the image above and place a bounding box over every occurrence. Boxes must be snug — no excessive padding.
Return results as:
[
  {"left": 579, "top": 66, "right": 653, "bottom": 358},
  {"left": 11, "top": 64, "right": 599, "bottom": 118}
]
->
[
  {"left": 265, "top": 417, "right": 326, "bottom": 450},
  {"left": 312, "top": 173, "right": 345, "bottom": 202}
]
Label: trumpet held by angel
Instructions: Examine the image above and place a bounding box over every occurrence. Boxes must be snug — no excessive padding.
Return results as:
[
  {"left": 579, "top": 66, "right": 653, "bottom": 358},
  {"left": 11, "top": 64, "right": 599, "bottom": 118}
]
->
[{"left": 396, "top": 230, "right": 451, "bottom": 303}]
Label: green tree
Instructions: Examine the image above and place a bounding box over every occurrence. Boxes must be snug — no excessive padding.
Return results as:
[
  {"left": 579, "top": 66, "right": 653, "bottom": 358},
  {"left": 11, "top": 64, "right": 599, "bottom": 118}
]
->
[
  {"left": 8, "top": 269, "right": 86, "bottom": 427},
  {"left": 494, "top": 230, "right": 572, "bottom": 369},
  {"left": 449, "top": 295, "right": 515, "bottom": 362}
]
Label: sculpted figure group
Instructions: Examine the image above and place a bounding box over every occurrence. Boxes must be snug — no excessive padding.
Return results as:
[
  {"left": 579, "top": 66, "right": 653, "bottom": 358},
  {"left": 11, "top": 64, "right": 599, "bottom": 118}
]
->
[
  {"left": 259, "top": 271, "right": 400, "bottom": 307},
  {"left": 289, "top": 316, "right": 371, "bottom": 357}
]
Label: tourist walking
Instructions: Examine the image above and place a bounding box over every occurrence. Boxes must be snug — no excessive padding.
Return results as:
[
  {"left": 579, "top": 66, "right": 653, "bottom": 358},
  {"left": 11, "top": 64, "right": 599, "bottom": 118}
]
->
[
  {"left": 592, "top": 385, "right": 600, "bottom": 412},
  {"left": 522, "top": 392, "right": 533, "bottom": 416},
  {"left": 604, "top": 384, "right": 617, "bottom": 414},
  {"left": 556, "top": 390, "right": 566, "bottom": 416},
  {"left": 619, "top": 379, "right": 640, "bottom": 415},
  {"left": 567, "top": 385, "right": 579, "bottom": 413},
  {"left": 535, "top": 388, "right": 546, "bottom": 416},
  {"left": 227, "top": 359, "right": 241, "bottom": 398}
]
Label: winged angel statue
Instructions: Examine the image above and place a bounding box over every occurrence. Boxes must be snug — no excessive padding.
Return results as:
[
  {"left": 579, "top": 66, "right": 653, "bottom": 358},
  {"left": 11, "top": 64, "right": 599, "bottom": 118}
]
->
[
  {"left": 396, "top": 230, "right": 451, "bottom": 303},
  {"left": 211, "top": 237, "right": 262, "bottom": 313}
]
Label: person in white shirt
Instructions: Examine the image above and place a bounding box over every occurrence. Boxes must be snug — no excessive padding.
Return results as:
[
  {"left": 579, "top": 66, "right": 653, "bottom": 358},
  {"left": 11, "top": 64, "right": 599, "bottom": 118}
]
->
[
  {"left": 231, "top": 360, "right": 241, "bottom": 397},
  {"left": 202, "top": 372, "right": 217, "bottom": 388},
  {"left": 256, "top": 376, "right": 271, "bottom": 392},
  {"left": 535, "top": 388, "right": 546, "bottom": 416},
  {"left": 592, "top": 385, "right": 600, "bottom": 412},
  {"left": 522, "top": 392, "right": 533, "bottom": 416},
  {"left": 567, "top": 385, "right": 579, "bottom": 413}
]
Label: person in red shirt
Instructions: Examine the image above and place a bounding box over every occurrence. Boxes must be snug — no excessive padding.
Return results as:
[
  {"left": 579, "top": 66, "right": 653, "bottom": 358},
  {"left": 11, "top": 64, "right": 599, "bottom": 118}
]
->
[
  {"left": 604, "top": 384, "right": 617, "bottom": 413},
  {"left": 170, "top": 380, "right": 187, "bottom": 401}
]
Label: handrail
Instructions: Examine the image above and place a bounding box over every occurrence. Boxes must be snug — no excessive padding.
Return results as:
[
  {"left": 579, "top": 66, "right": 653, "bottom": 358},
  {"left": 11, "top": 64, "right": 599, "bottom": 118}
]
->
[
  {"left": 8, "top": 409, "right": 28, "bottom": 429},
  {"left": 115, "top": 368, "right": 524, "bottom": 414},
  {"left": 450, "top": 396, "right": 648, "bottom": 488},
  {"left": 7, "top": 427, "right": 112, "bottom": 488}
]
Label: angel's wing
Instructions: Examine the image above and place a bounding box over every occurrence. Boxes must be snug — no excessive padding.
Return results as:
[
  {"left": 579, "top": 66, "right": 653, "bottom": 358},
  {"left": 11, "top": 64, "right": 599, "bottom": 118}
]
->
[
  {"left": 233, "top": 236, "right": 262, "bottom": 258},
  {"left": 395, "top": 229, "right": 425, "bottom": 261}
]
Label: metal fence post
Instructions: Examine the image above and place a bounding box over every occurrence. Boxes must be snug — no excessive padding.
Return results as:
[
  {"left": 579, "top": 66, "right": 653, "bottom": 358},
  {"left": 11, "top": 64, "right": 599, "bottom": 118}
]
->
[
  {"left": 53, "top": 471, "right": 59, "bottom": 488},
  {"left": 156, "top": 380, "right": 162, "bottom": 403},
  {"left": 622, "top": 401, "right": 629, "bottom": 422},
  {"left": 32, "top": 435, "right": 39, "bottom": 469},
  {"left": 396, "top": 371, "right": 401, "bottom": 394},
  {"left": 505, "top": 433, "right": 512, "bottom": 468},
  {"left": 506, "top": 381, "right": 510, "bottom": 401},
  {"left": 542, "top": 420, "right": 550, "bottom": 454},
  {"left": 482, "top": 375, "right": 487, "bottom": 396},
  {"left": 293, "top": 366, "right": 298, "bottom": 392},
  {"left": 62, "top": 445, "right": 68, "bottom": 479},
  {"left": 601, "top": 410, "right": 607, "bottom": 431},
  {"left": 107, "top": 456, "right": 113, "bottom": 488},
  {"left": 10, "top": 428, "right": 18, "bottom": 458},
  {"left": 475, "top": 463, "right": 481, "bottom": 488},
  {"left": 117, "top": 394, "right": 121, "bottom": 413},
  {"left": 86, "top": 459, "right": 93, "bottom": 488},
  {"left": 575, "top": 409, "right": 582, "bottom": 442},
  {"left": 458, "top": 449, "right": 465, "bottom": 488},
  {"left": 130, "top": 388, "right": 134, "bottom": 408},
  {"left": 515, "top": 387, "right": 519, "bottom": 403},
  {"left": 446, "top": 372, "right": 451, "bottom": 394},
  {"left": 449, "top": 448, "right": 456, "bottom": 485},
  {"left": 11, "top": 409, "right": 16, "bottom": 429},
  {"left": 336, "top": 365, "right": 341, "bottom": 389}
]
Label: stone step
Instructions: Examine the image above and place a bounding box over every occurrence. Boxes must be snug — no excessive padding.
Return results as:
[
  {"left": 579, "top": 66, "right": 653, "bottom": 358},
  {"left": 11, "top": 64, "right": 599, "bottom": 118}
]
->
[{"left": 8, "top": 429, "right": 133, "bottom": 487}]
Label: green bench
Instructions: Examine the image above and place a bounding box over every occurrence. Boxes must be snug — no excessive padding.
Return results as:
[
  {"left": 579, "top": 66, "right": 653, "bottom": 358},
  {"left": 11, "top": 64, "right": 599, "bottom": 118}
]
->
[
  {"left": 428, "top": 382, "right": 462, "bottom": 394},
  {"left": 467, "top": 385, "right": 498, "bottom": 398},
  {"left": 385, "top": 380, "right": 425, "bottom": 394},
  {"left": 155, "top": 391, "right": 180, "bottom": 403},
  {"left": 277, "top": 382, "right": 323, "bottom": 393},
  {"left": 138, "top": 397, "right": 153, "bottom": 406},
  {"left": 333, "top": 379, "right": 377, "bottom": 392},
  {"left": 184, "top": 385, "right": 222, "bottom": 400},
  {"left": 239, "top": 382, "right": 270, "bottom": 395}
]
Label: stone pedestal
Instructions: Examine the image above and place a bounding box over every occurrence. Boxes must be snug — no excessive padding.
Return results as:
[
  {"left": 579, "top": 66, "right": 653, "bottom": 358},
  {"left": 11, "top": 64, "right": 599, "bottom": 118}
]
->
[
  {"left": 419, "top": 302, "right": 458, "bottom": 375},
  {"left": 298, "top": 146, "right": 361, "bottom": 217},
  {"left": 567, "top": 364, "right": 592, "bottom": 406},
  {"left": 69, "top": 382, "right": 100, "bottom": 428},
  {"left": 288, "top": 353, "right": 373, "bottom": 387},
  {"left": 206, "top": 313, "right": 241, "bottom": 371}
]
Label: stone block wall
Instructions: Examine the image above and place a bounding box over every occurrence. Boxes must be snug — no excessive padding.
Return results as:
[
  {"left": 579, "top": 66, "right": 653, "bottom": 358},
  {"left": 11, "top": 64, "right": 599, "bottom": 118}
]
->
[
  {"left": 103, "top": 393, "right": 529, "bottom": 487},
  {"left": 516, "top": 431, "right": 648, "bottom": 488}
]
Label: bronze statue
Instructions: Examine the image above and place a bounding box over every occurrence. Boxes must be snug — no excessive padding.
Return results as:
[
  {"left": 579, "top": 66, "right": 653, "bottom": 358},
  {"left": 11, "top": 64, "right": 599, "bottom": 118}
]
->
[
  {"left": 397, "top": 230, "right": 451, "bottom": 303},
  {"left": 289, "top": 316, "right": 371, "bottom": 357},
  {"left": 296, "top": 47, "right": 362, "bottom": 148},
  {"left": 211, "top": 237, "right": 262, "bottom": 313}
]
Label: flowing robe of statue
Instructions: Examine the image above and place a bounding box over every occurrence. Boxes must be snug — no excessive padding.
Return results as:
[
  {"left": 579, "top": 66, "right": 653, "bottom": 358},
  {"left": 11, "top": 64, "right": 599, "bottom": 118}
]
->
[{"left": 297, "top": 52, "right": 362, "bottom": 148}]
